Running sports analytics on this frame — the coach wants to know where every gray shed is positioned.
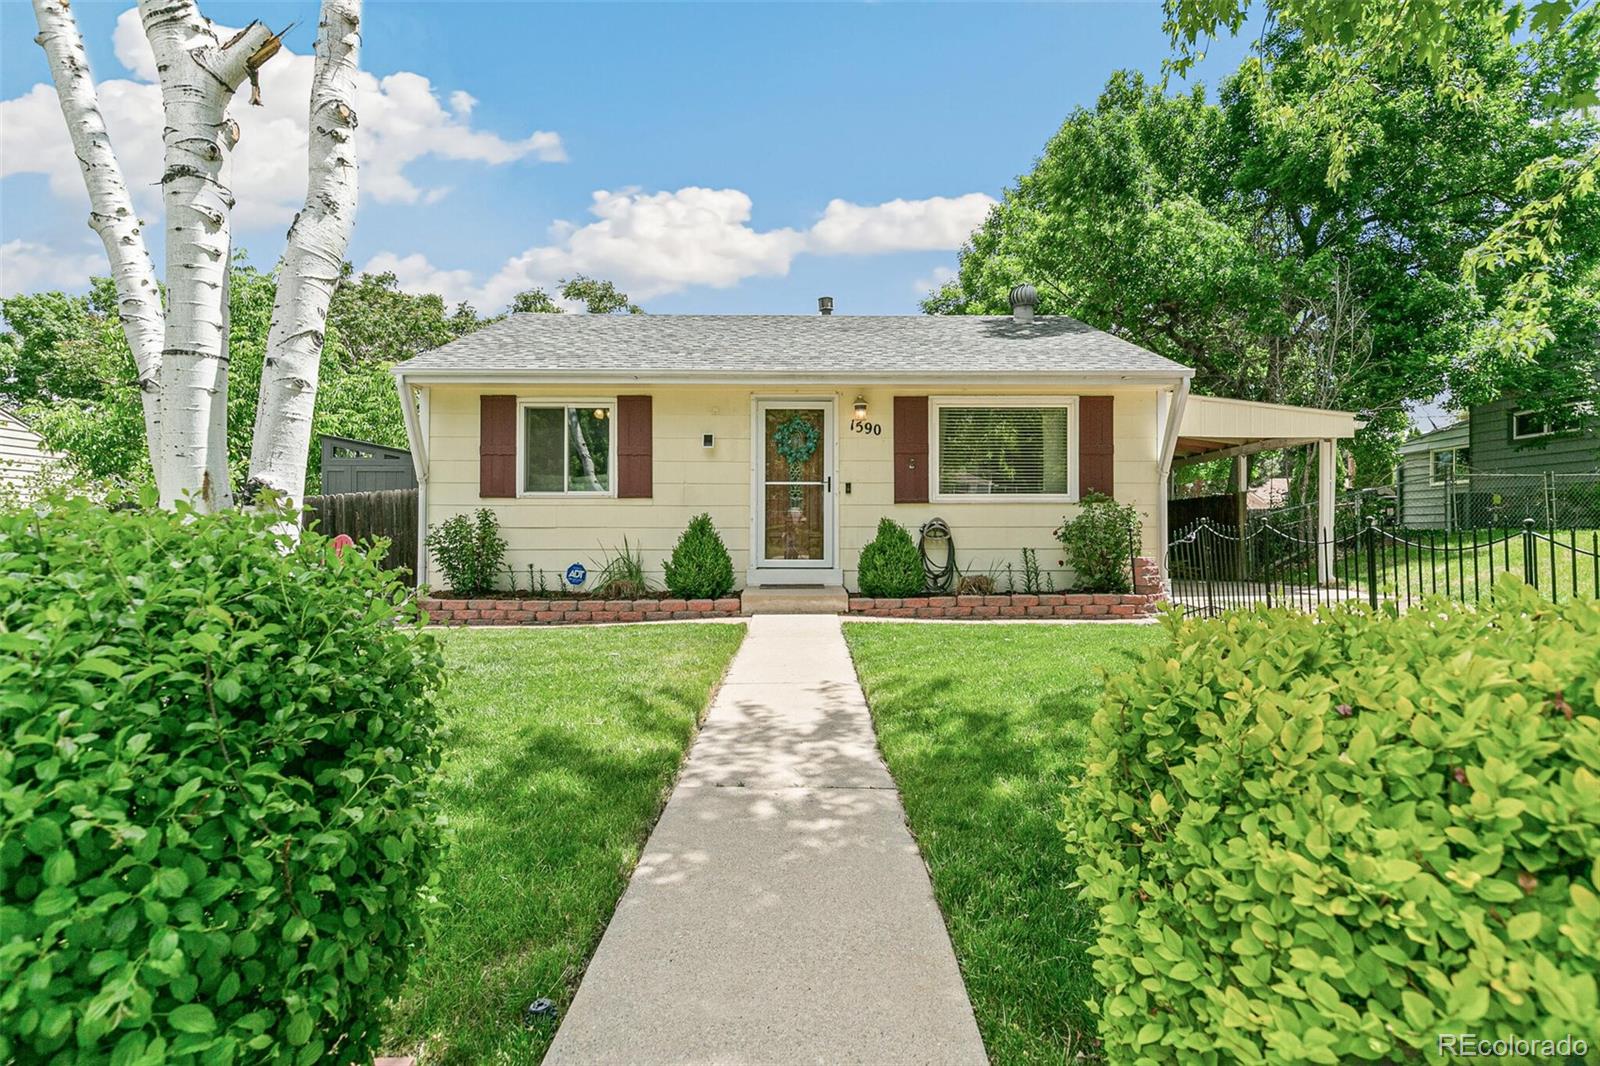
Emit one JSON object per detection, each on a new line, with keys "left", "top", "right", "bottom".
{"left": 319, "top": 435, "right": 418, "bottom": 494}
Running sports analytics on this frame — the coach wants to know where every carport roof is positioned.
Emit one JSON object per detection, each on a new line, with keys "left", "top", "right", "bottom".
{"left": 1173, "top": 395, "right": 1362, "bottom": 466}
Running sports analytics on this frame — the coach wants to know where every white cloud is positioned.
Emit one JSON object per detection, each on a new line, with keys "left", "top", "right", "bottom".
{"left": 912, "top": 265, "right": 958, "bottom": 295}
{"left": 1, "top": 7, "right": 565, "bottom": 232}
{"left": 808, "top": 194, "right": 994, "bottom": 255}
{"left": 361, "top": 251, "right": 481, "bottom": 309}
{"left": 0, "top": 240, "right": 108, "bottom": 297}
{"left": 366, "top": 187, "right": 995, "bottom": 312}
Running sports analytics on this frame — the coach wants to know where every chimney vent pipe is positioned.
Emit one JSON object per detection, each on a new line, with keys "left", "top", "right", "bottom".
{"left": 818, "top": 296, "right": 834, "bottom": 316}
{"left": 1009, "top": 283, "right": 1038, "bottom": 323}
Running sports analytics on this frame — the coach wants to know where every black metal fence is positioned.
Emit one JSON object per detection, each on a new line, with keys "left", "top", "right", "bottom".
{"left": 1167, "top": 517, "right": 1600, "bottom": 617}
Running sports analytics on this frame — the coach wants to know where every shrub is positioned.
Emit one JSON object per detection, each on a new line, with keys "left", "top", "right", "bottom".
{"left": 0, "top": 492, "right": 445, "bottom": 1065}
{"left": 590, "top": 537, "right": 654, "bottom": 599}
{"left": 424, "top": 508, "right": 506, "bottom": 596}
{"left": 1055, "top": 491, "right": 1140, "bottom": 593}
{"left": 856, "top": 518, "right": 924, "bottom": 597}
{"left": 1062, "top": 580, "right": 1600, "bottom": 1065}
{"left": 663, "top": 513, "right": 735, "bottom": 599}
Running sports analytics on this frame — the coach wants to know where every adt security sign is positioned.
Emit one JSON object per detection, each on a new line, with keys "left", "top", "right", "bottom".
{"left": 564, "top": 562, "right": 587, "bottom": 587}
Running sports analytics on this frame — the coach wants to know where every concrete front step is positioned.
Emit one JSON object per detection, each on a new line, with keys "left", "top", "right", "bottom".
{"left": 740, "top": 585, "right": 849, "bottom": 615}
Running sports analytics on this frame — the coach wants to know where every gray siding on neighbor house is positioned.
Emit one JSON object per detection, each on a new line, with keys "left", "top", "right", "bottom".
{"left": 1397, "top": 421, "right": 1470, "bottom": 528}
{"left": 1469, "top": 397, "right": 1599, "bottom": 475}
{"left": 0, "top": 408, "right": 59, "bottom": 495}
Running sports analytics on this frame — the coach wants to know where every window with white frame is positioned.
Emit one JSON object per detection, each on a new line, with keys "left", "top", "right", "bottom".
{"left": 1511, "top": 405, "right": 1582, "bottom": 441}
{"left": 521, "top": 402, "right": 613, "bottom": 494}
{"left": 933, "top": 398, "right": 1076, "bottom": 499}
{"left": 1429, "top": 446, "right": 1467, "bottom": 485}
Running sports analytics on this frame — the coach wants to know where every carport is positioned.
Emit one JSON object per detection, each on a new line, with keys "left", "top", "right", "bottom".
{"left": 1168, "top": 396, "right": 1363, "bottom": 582}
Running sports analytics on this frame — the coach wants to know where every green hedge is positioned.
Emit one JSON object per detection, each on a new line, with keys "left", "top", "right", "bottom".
{"left": 1, "top": 493, "right": 445, "bottom": 1064}
{"left": 1064, "top": 580, "right": 1600, "bottom": 1064}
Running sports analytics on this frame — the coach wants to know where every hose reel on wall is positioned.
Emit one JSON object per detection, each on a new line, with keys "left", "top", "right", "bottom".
{"left": 918, "top": 517, "right": 956, "bottom": 592}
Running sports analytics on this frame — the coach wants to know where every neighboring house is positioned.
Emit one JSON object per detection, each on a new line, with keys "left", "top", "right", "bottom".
{"left": 1396, "top": 397, "right": 1598, "bottom": 528}
{"left": 0, "top": 406, "right": 62, "bottom": 500}
{"left": 1468, "top": 395, "right": 1598, "bottom": 476}
{"left": 392, "top": 290, "right": 1360, "bottom": 592}
{"left": 1396, "top": 418, "right": 1471, "bottom": 528}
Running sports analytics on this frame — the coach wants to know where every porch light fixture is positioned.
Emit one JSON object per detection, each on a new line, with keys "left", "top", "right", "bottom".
{"left": 593, "top": 408, "right": 607, "bottom": 420}
{"left": 853, "top": 395, "right": 868, "bottom": 419}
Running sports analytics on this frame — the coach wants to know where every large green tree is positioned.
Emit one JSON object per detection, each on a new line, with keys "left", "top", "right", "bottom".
{"left": 929, "top": 19, "right": 1599, "bottom": 482}
{"left": 1162, "top": 0, "right": 1600, "bottom": 365}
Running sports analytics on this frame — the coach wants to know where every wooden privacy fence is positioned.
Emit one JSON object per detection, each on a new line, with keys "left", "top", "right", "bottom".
{"left": 301, "top": 488, "right": 417, "bottom": 577}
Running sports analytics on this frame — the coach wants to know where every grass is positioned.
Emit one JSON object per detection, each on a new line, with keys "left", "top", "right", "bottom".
{"left": 1358, "top": 527, "right": 1600, "bottom": 602}
{"left": 842, "top": 621, "right": 1165, "bottom": 1064}
{"left": 382, "top": 623, "right": 745, "bottom": 1065}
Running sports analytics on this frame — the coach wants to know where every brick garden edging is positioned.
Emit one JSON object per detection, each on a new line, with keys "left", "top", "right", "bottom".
{"left": 418, "top": 596, "right": 743, "bottom": 626}
{"left": 846, "top": 591, "right": 1162, "bottom": 620}
{"left": 419, "top": 558, "right": 1167, "bottom": 626}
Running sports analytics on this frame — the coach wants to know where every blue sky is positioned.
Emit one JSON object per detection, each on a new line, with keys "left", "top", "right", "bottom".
{"left": 2, "top": 2, "right": 1259, "bottom": 314}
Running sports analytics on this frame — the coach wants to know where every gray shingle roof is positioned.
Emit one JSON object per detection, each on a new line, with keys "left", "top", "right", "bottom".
{"left": 393, "top": 314, "right": 1192, "bottom": 379}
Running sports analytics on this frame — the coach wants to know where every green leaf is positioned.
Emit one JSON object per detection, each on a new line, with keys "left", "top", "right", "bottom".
{"left": 24, "top": 818, "right": 62, "bottom": 855}
{"left": 285, "top": 1011, "right": 313, "bottom": 1046}
{"left": 169, "top": 1003, "right": 217, "bottom": 1034}
{"left": 42, "top": 849, "right": 76, "bottom": 886}
{"left": 1506, "top": 912, "right": 1542, "bottom": 940}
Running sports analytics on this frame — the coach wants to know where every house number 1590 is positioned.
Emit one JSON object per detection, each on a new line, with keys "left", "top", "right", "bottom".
{"left": 849, "top": 419, "right": 883, "bottom": 436}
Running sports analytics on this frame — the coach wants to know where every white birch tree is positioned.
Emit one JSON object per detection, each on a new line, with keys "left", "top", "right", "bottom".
{"left": 30, "top": 0, "right": 362, "bottom": 512}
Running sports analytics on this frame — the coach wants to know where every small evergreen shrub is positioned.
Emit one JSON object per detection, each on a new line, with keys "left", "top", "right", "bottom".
{"left": 0, "top": 492, "right": 445, "bottom": 1065}
{"left": 424, "top": 508, "right": 506, "bottom": 596}
{"left": 856, "top": 518, "right": 924, "bottom": 597}
{"left": 663, "top": 513, "right": 735, "bottom": 599}
{"left": 1062, "top": 580, "right": 1600, "bottom": 1065}
{"left": 1055, "top": 491, "right": 1140, "bottom": 593}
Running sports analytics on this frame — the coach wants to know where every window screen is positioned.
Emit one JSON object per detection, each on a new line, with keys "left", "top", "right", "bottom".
{"left": 937, "top": 405, "right": 1071, "bottom": 496}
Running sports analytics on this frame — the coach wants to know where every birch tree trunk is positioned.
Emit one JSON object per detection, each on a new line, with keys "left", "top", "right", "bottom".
{"left": 138, "top": 0, "right": 277, "bottom": 510}
{"left": 247, "top": 0, "right": 361, "bottom": 511}
{"left": 31, "top": 0, "right": 167, "bottom": 496}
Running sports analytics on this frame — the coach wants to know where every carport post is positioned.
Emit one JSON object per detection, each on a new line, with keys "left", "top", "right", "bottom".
{"left": 1317, "top": 438, "right": 1336, "bottom": 584}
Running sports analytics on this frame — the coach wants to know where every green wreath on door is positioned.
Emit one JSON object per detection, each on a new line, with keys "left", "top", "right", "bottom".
{"left": 772, "top": 415, "right": 820, "bottom": 510}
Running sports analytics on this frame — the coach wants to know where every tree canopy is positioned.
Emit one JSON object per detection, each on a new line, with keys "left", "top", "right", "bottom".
{"left": 0, "top": 267, "right": 647, "bottom": 493}
{"left": 1161, "top": 0, "right": 1600, "bottom": 365}
{"left": 927, "top": 17, "right": 1600, "bottom": 482}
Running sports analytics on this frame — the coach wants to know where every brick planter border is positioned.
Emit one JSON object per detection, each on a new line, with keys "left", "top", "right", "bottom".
{"left": 419, "top": 559, "right": 1166, "bottom": 626}
{"left": 846, "top": 591, "right": 1162, "bottom": 620}
{"left": 419, "top": 595, "right": 743, "bottom": 626}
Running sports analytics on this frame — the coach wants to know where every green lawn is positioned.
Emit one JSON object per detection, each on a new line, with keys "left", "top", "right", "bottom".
{"left": 842, "top": 622, "right": 1165, "bottom": 1064}
{"left": 382, "top": 623, "right": 745, "bottom": 1064}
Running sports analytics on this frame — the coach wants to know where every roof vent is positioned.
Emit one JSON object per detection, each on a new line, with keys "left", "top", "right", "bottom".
{"left": 1009, "top": 284, "right": 1037, "bottom": 323}
{"left": 818, "top": 296, "right": 834, "bottom": 316}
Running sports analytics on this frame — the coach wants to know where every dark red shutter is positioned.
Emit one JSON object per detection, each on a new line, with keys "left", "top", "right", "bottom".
{"left": 479, "top": 394, "right": 517, "bottom": 497}
{"left": 893, "top": 395, "right": 929, "bottom": 503}
{"left": 1078, "top": 395, "right": 1114, "bottom": 497}
{"left": 617, "top": 394, "right": 652, "bottom": 498}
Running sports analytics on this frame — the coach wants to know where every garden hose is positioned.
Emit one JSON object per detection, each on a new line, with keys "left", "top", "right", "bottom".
{"left": 919, "top": 517, "right": 956, "bottom": 592}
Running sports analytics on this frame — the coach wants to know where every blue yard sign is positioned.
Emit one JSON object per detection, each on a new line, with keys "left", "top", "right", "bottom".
{"left": 565, "top": 562, "right": 587, "bottom": 587}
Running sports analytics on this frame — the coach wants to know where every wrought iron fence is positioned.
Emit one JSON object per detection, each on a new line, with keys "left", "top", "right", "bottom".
{"left": 1167, "top": 517, "right": 1600, "bottom": 618}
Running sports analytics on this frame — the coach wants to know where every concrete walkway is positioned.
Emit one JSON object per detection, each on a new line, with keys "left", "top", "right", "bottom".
{"left": 544, "top": 615, "right": 987, "bottom": 1065}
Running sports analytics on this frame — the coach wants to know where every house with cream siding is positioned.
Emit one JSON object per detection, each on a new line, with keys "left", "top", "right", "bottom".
{"left": 392, "top": 291, "right": 1360, "bottom": 597}
{"left": 0, "top": 407, "right": 62, "bottom": 500}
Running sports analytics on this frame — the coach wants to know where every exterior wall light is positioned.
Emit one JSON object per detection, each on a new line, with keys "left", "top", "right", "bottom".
{"left": 853, "top": 395, "right": 868, "bottom": 419}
